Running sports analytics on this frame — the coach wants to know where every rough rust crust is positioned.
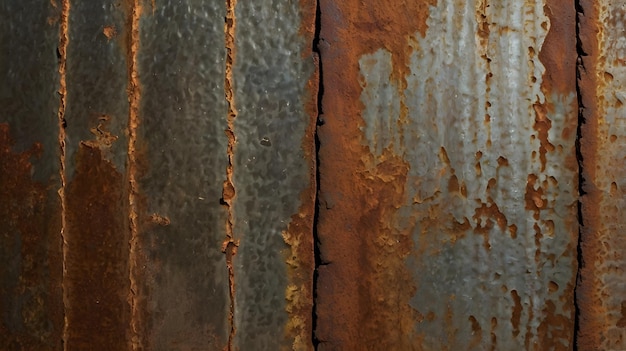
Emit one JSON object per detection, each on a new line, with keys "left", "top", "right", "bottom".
{"left": 576, "top": 0, "right": 610, "bottom": 349}
{"left": 316, "top": 1, "right": 434, "bottom": 348}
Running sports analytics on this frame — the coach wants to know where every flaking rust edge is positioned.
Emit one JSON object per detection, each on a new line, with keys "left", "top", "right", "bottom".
{"left": 316, "top": 0, "right": 435, "bottom": 348}
{"left": 576, "top": 0, "right": 601, "bottom": 348}
{"left": 577, "top": 0, "right": 626, "bottom": 349}
{"left": 281, "top": 0, "right": 318, "bottom": 348}
{"left": 536, "top": 0, "right": 578, "bottom": 348}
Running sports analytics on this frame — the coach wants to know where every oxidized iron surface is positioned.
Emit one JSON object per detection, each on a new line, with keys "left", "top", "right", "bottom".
{"left": 0, "top": 1, "right": 64, "bottom": 349}
{"left": 317, "top": 0, "right": 578, "bottom": 349}
{"left": 231, "top": 0, "right": 317, "bottom": 350}
{"left": 1, "top": 0, "right": 317, "bottom": 349}
{"left": 578, "top": 1, "right": 626, "bottom": 349}
{"left": 136, "top": 0, "right": 230, "bottom": 349}
{"left": 63, "top": 1, "right": 132, "bottom": 349}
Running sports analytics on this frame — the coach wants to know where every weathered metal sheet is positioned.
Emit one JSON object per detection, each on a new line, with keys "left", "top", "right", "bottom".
{"left": 577, "top": 1, "right": 626, "bottom": 349}
{"left": 0, "top": 1, "right": 64, "bottom": 349}
{"left": 63, "top": 1, "right": 132, "bottom": 349}
{"left": 231, "top": 0, "right": 317, "bottom": 349}
{"left": 135, "top": 0, "right": 231, "bottom": 349}
{"left": 316, "top": 0, "right": 578, "bottom": 349}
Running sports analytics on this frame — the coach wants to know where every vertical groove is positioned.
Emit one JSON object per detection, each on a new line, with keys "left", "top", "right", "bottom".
{"left": 574, "top": 0, "right": 586, "bottom": 348}
{"left": 223, "top": 0, "right": 238, "bottom": 349}
{"left": 312, "top": 0, "right": 323, "bottom": 349}
{"left": 127, "top": 0, "right": 142, "bottom": 349}
{"left": 56, "top": 0, "right": 70, "bottom": 349}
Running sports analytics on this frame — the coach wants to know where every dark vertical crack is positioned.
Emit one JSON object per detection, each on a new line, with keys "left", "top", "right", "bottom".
{"left": 223, "top": 0, "right": 238, "bottom": 349}
{"left": 574, "top": 0, "right": 586, "bottom": 349}
{"left": 56, "top": 0, "right": 69, "bottom": 348}
{"left": 312, "top": 0, "right": 323, "bottom": 348}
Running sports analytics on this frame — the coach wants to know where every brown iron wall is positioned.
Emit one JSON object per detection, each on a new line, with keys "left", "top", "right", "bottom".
{"left": 0, "top": 0, "right": 624, "bottom": 350}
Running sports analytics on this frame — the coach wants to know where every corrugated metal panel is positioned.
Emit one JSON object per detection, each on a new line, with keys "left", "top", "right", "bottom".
{"left": 136, "top": 1, "right": 231, "bottom": 349}
{"left": 0, "top": 0, "right": 317, "bottom": 349}
{"left": 0, "top": 1, "right": 64, "bottom": 349}
{"left": 316, "top": 0, "right": 578, "bottom": 349}
{"left": 578, "top": 1, "right": 626, "bottom": 349}
{"left": 63, "top": 1, "right": 132, "bottom": 348}
{"left": 231, "top": 0, "right": 317, "bottom": 350}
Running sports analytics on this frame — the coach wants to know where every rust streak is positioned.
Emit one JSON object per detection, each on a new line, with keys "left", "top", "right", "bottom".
{"left": 223, "top": 0, "right": 238, "bottom": 349}
{"left": 56, "top": 0, "right": 69, "bottom": 348}
{"left": 126, "top": 0, "right": 142, "bottom": 349}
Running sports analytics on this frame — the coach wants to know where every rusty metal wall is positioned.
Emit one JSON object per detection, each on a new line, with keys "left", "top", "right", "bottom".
{"left": 316, "top": 0, "right": 579, "bottom": 349}
{"left": 1, "top": 0, "right": 625, "bottom": 350}
{"left": 0, "top": 0, "right": 316, "bottom": 350}
{"left": 578, "top": 1, "right": 626, "bottom": 350}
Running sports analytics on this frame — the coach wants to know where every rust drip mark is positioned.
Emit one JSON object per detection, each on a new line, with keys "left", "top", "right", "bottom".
{"left": 223, "top": 0, "right": 238, "bottom": 349}
{"left": 126, "top": 0, "right": 142, "bottom": 349}
{"left": 532, "top": 103, "right": 554, "bottom": 172}
{"left": 525, "top": 174, "right": 545, "bottom": 220}
{"left": 56, "top": 0, "right": 70, "bottom": 347}
{"left": 511, "top": 289, "right": 522, "bottom": 337}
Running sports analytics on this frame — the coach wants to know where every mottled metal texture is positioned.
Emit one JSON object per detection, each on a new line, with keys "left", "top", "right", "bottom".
{"left": 0, "top": 1, "right": 64, "bottom": 350}
{"left": 136, "top": 0, "right": 231, "bottom": 349}
{"left": 316, "top": 0, "right": 578, "bottom": 349}
{"left": 231, "top": 0, "right": 317, "bottom": 349}
{"left": 577, "top": 1, "right": 626, "bottom": 350}
{"left": 63, "top": 1, "right": 132, "bottom": 349}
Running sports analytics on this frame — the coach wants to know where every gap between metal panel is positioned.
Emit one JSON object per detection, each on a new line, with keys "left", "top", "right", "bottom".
{"left": 312, "top": 0, "right": 324, "bottom": 348}
{"left": 574, "top": 0, "right": 586, "bottom": 349}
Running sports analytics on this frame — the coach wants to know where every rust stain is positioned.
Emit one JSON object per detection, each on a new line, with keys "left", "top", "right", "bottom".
{"left": 0, "top": 124, "right": 63, "bottom": 350}
{"left": 223, "top": 0, "right": 238, "bottom": 349}
{"left": 468, "top": 315, "right": 482, "bottom": 348}
{"left": 65, "top": 142, "right": 130, "bottom": 350}
{"left": 316, "top": 1, "right": 435, "bottom": 347}
{"left": 56, "top": 0, "right": 69, "bottom": 347}
{"left": 148, "top": 213, "right": 170, "bottom": 226}
{"left": 102, "top": 26, "right": 117, "bottom": 40}
{"left": 577, "top": 0, "right": 616, "bottom": 348}
{"left": 511, "top": 289, "right": 522, "bottom": 337}
{"left": 281, "top": 13, "right": 318, "bottom": 348}
{"left": 123, "top": 0, "right": 143, "bottom": 348}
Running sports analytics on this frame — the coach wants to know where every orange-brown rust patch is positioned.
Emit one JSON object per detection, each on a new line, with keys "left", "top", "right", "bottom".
{"left": 539, "top": 0, "right": 577, "bottom": 96}
{"left": 576, "top": 0, "right": 603, "bottom": 349}
{"left": 537, "top": 299, "right": 573, "bottom": 351}
{"left": 316, "top": 1, "right": 434, "bottom": 347}
{"left": 148, "top": 213, "right": 170, "bottom": 226}
{"left": 472, "top": 200, "right": 507, "bottom": 250}
{"left": 0, "top": 124, "right": 63, "bottom": 350}
{"left": 65, "top": 142, "right": 130, "bottom": 350}
{"left": 525, "top": 174, "right": 545, "bottom": 219}
{"left": 323, "top": 0, "right": 435, "bottom": 88}
{"left": 532, "top": 103, "right": 554, "bottom": 172}
{"left": 103, "top": 25, "right": 117, "bottom": 40}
